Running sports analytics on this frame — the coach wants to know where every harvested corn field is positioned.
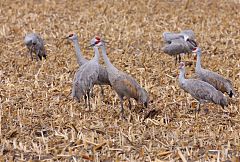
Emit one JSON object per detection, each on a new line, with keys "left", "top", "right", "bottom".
{"left": 0, "top": 0, "right": 240, "bottom": 161}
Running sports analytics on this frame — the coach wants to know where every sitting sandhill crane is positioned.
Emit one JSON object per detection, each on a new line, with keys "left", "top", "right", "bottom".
{"left": 72, "top": 37, "right": 100, "bottom": 109}
{"left": 65, "top": 33, "right": 110, "bottom": 97}
{"left": 24, "top": 33, "right": 46, "bottom": 61}
{"left": 178, "top": 62, "right": 228, "bottom": 112}
{"left": 162, "top": 30, "right": 197, "bottom": 63}
{"left": 91, "top": 37, "right": 149, "bottom": 117}
{"left": 193, "top": 47, "right": 235, "bottom": 97}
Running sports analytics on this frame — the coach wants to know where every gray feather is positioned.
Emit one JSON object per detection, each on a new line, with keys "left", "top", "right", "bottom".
{"left": 195, "top": 47, "right": 235, "bottom": 97}
{"left": 180, "top": 79, "right": 227, "bottom": 107}
{"left": 72, "top": 60, "right": 99, "bottom": 101}
{"left": 179, "top": 63, "right": 228, "bottom": 108}
{"left": 162, "top": 38, "right": 191, "bottom": 56}
{"left": 196, "top": 68, "right": 235, "bottom": 97}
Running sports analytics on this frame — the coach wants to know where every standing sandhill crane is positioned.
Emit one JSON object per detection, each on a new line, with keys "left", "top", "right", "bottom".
{"left": 193, "top": 47, "right": 235, "bottom": 97}
{"left": 24, "top": 33, "right": 46, "bottom": 61}
{"left": 162, "top": 30, "right": 197, "bottom": 63}
{"left": 178, "top": 62, "right": 228, "bottom": 112}
{"left": 72, "top": 37, "right": 100, "bottom": 109}
{"left": 65, "top": 33, "right": 111, "bottom": 97}
{"left": 91, "top": 37, "right": 149, "bottom": 117}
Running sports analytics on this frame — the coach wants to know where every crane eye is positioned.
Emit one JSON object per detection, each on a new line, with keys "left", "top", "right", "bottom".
{"left": 95, "top": 40, "right": 100, "bottom": 44}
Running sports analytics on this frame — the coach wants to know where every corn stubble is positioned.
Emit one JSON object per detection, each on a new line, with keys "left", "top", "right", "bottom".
{"left": 0, "top": 0, "right": 239, "bottom": 161}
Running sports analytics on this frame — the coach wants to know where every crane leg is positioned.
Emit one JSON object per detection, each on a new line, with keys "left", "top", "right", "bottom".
{"left": 29, "top": 49, "right": 33, "bottom": 61}
{"left": 195, "top": 102, "right": 201, "bottom": 119}
{"left": 84, "top": 95, "right": 88, "bottom": 108}
{"left": 87, "top": 91, "right": 91, "bottom": 110}
{"left": 128, "top": 99, "right": 132, "bottom": 110}
{"left": 37, "top": 50, "right": 42, "bottom": 61}
{"left": 100, "top": 85, "right": 104, "bottom": 100}
{"left": 119, "top": 97, "right": 125, "bottom": 118}
{"left": 43, "top": 49, "right": 47, "bottom": 59}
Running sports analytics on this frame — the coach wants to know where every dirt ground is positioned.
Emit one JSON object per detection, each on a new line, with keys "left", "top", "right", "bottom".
{"left": 0, "top": 0, "right": 240, "bottom": 161}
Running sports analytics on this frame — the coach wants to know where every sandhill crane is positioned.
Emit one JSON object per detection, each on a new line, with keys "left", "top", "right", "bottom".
{"left": 162, "top": 30, "right": 197, "bottom": 63}
{"left": 72, "top": 37, "right": 100, "bottom": 109}
{"left": 178, "top": 62, "right": 228, "bottom": 113}
{"left": 91, "top": 37, "right": 149, "bottom": 117}
{"left": 24, "top": 33, "right": 46, "bottom": 61}
{"left": 193, "top": 47, "right": 235, "bottom": 97}
{"left": 65, "top": 33, "right": 110, "bottom": 97}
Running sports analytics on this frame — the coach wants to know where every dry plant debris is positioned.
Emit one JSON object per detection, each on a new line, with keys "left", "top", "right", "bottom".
{"left": 0, "top": 0, "right": 240, "bottom": 161}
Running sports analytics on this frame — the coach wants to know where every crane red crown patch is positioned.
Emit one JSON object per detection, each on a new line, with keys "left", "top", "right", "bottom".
{"left": 95, "top": 36, "right": 101, "bottom": 40}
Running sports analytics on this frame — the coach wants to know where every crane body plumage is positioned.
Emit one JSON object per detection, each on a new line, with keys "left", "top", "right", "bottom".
{"left": 194, "top": 47, "right": 235, "bottom": 97}
{"left": 24, "top": 33, "right": 46, "bottom": 61}
{"left": 178, "top": 62, "right": 228, "bottom": 111}
{"left": 94, "top": 38, "right": 148, "bottom": 117}
{"left": 72, "top": 45, "right": 100, "bottom": 108}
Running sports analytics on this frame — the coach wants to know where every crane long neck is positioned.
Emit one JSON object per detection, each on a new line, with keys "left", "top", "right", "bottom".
{"left": 93, "top": 46, "right": 100, "bottom": 62}
{"left": 73, "top": 39, "right": 86, "bottom": 65}
{"left": 100, "top": 45, "right": 118, "bottom": 72}
{"left": 196, "top": 51, "right": 202, "bottom": 71}
{"left": 179, "top": 68, "right": 186, "bottom": 83}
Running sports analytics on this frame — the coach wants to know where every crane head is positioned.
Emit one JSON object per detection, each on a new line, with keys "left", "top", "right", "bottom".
{"left": 89, "top": 36, "right": 103, "bottom": 47}
{"left": 65, "top": 33, "right": 77, "bottom": 40}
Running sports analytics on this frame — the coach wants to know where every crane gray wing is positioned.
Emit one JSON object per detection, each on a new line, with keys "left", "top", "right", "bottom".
{"left": 162, "top": 39, "right": 190, "bottom": 55}
{"left": 97, "top": 65, "right": 110, "bottom": 85}
{"left": 183, "top": 79, "right": 219, "bottom": 102}
{"left": 162, "top": 32, "right": 183, "bottom": 43}
{"left": 112, "top": 73, "right": 141, "bottom": 100}
{"left": 72, "top": 62, "right": 99, "bottom": 100}
{"left": 198, "top": 68, "right": 234, "bottom": 95}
